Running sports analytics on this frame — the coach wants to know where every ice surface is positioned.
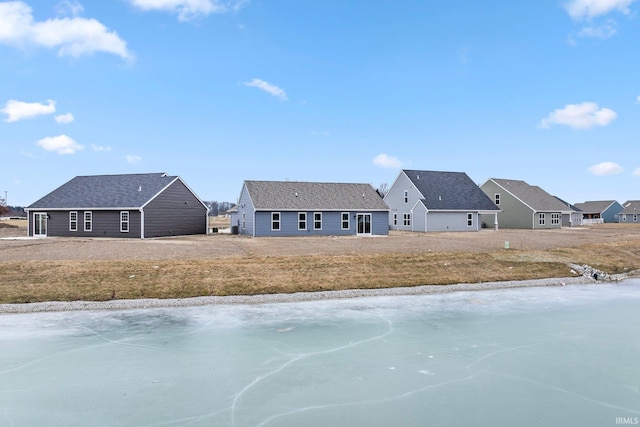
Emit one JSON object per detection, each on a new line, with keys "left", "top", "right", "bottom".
{"left": 1, "top": 281, "right": 640, "bottom": 426}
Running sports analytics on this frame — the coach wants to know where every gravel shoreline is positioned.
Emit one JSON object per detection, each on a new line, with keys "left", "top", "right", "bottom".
{"left": 0, "top": 276, "right": 602, "bottom": 314}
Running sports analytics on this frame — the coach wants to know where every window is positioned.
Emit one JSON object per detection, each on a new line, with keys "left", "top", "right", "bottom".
{"left": 69, "top": 211, "right": 77, "bottom": 231}
{"left": 271, "top": 212, "right": 280, "bottom": 231}
{"left": 314, "top": 212, "right": 322, "bottom": 230}
{"left": 403, "top": 213, "right": 411, "bottom": 226}
{"left": 242, "top": 213, "right": 246, "bottom": 229}
{"left": 622, "top": 214, "right": 627, "bottom": 222}
{"left": 84, "top": 211, "right": 92, "bottom": 231}
{"left": 467, "top": 213, "right": 473, "bottom": 227}
{"left": 341, "top": 212, "right": 350, "bottom": 230}
{"left": 634, "top": 214, "right": 638, "bottom": 222}
{"left": 393, "top": 213, "right": 398, "bottom": 226}
{"left": 404, "top": 190, "right": 409, "bottom": 204}
{"left": 551, "top": 213, "right": 560, "bottom": 225}
{"left": 298, "top": 212, "right": 307, "bottom": 230}
{"left": 494, "top": 193, "right": 500, "bottom": 205}
{"left": 538, "top": 213, "right": 545, "bottom": 225}
{"left": 120, "top": 211, "right": 129, "bottom": 232}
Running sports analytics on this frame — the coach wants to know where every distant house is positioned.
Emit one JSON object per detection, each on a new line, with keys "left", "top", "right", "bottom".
{"left": 384, "top": 170, "right": 500, "bottom": 232}
{"left": 232, "top": 180, "right": 389, "bottom": 237}
{"left": 479, "top": 178, "right": 572, "bottom": 229}
{"left": 573, "top": 200, "right": 622, "bottom": 224}
{"left": 553, "top": 196, "right": 583, "bottom": 227}
{"left": 25, "top": 173, "right": 208, "bottom": 238}
{"left": 619, "top": 201, "right": 640, "bottom": 224}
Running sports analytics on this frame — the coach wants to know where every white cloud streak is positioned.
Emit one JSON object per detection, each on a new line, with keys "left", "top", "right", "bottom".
{"left": 1, "top": 99, "right": 56, "bottom": 122}
{"left": 588, "top": 161, "right": 623, "bottom": 175}
{"left": 539, "top": 102, "right": 617, "bottom": 129}
{"left": 128, "top": 0, "right": 246, "bottom": 21}
{"left": 564, "top": 0, "right": 635, "bottom": 20}
{"left": 373, "top": 154, "right": 402, "bottom": 169}
{"left": 54, "top": 112, "right": 74, "bottom": 124}
{"left": 243, "top": 78, "right": 288, "bottom": 101}
{"left": 0, "top": 1, "right": 132, "bottom": 60}
{"left": 37, "top": 134, "right": 84, "bottom": 154}
{"left": 126, "top": 154, "right": 142, "bottom": 164}
{"left": 578, "top": 21, "right": 617, "bottom": 38}
{"left": 91, "top": 144, "right": 112, "bottom": 152}
{"left": 632, "top": 168, "right": 640, "bottom": 176}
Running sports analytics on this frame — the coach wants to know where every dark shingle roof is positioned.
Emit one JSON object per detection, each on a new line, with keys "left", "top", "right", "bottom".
{"left": 402, "top": 170, "right": 499, "bottom": 211}
{"left": 27, "top": 173, "right": 178, "bottom": 209}
{"left": 244, "top": 181, "right": 389, "bottom": 211}
{"left": 573, "top": 200, "right": 617, "bottom": 214}
{"left": 490, "top": 178, "right": 571, "bottom": 212}
{"left": 620, "top": 200, "right": 640, "bottom": 214}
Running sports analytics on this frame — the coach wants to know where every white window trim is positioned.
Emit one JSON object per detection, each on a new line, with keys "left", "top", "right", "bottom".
{"left": 242, "top": 212, "right": 246, "bottom": 230}
{"left": 403, "top": 213, "right": 411, "bottom": 226}
{"left": 271, "top": 212, "right": 281, "bottom": 231}
{"left": 341, "top": 212, "right": 350, "bottom": 230}
{"left": 404, "top": 190, "right": 409, "bottom": 204}
{"left": 84, "top": 211, "right": 92, "bottom": 232}
{"left": 551, "top": 213, "right": 560, "bottom": 225}
{"left": 538, "top": 213, "right": 545, "bottom": 225}
{"left": 69, "top": 211, "right": 77, "bottom": 232}
{"left": 120, "top": 211, "right": 130, "bottom": 233}
{"left": 495, "top": 193, "right": 500, "bottom": 205}
{"left": 467, "top": 213, "right": 473, "bottom": 227}
{"left": 298, "top": 212, "right": 307, "bottom": 230}
{"left": 314, "top": 212, "right": 322, "bottom": 230}
{"left": 393, "top": 213, "right": 397, "bottom": 226}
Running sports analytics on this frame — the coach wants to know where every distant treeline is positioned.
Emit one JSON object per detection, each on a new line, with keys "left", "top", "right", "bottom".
{"left": 203, "top": 201, "right": 236, "bottom": 216}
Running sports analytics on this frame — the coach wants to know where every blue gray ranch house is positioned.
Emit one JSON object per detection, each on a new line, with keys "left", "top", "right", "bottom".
{"left": 384, "top": 169, "right": 500, "bottom": 232}
{"left": 232, "top": 180, "right": 389, "bottom": 237}
{"left": 25, "top": 173, "right": 208, "bottom": 238}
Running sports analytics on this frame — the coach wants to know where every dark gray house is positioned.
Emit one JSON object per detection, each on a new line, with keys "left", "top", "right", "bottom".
{"left": 25, "top": 173, "right": 208, "bottom": 238}
{"left": 232, "top": 180, "right": 389, "bottom": 237}
{"left": 384, "top": 170, "right": 501, "bottom": 232}
{"left": 574, "top": 200, "right": 622, "bottom": 224}
{"left": 619, "top": 201, "right": 640, "bottom": 224}
{"left": 480, "top": 178, "right": 572, "bottom": 229}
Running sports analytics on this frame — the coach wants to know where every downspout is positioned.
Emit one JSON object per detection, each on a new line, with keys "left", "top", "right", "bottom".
{"left": 494, "top": 212, "right": 498, "bottom": 231}
{"left": 140, "top": 208, "right": 145, "bottom": 239}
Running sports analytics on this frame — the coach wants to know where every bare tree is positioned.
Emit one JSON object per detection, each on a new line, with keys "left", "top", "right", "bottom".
{"left": 376, "top": 183, "right": 389, "bottom": 198}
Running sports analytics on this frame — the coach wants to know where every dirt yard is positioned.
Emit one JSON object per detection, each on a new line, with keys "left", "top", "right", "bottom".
{"left": 2, "top": 220, "right": 640, "bottom": 304}
{"left": 1, "top": 220, "right": 640, "bottom": 262}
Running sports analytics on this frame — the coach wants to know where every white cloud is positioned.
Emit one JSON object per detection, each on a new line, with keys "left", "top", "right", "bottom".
{"left": 37, "top": 134, "right": 84, "bottom": 154}
{"left": 54, "top": 112, "right": 74, "bottom": 124}
{"left": 243, "top": 78, "right": 288, "bottom": 101}
{"left": 92, "top": 144, "right": 112, "bottom": 152}
{"left": 539, "top": 102, "right": 617, "bottom": 129}
{"left": 126, "top": 154, "right": 142, "bottom": 164}
{"left": 373, "top": 154, "right": 402, "bottom": 169}
{"left": 588, "top": 161, "right": 623, "bottom": 175}
{"left": 0, "top": 1, "right": 132, "bottom": 60}
{"left": 636, "top": 95, "right": 640, "bottom": 104}
{"left": 564, "top": 0, "right": 635, "bottom": 20}
{"left": 55, "top": 0, "right": 84, "bottom": 17}
{"left": 632, "top": 168, "right": 640, "bottom": 176}
{"left": 129, "top": 0, "right": 246, "bottom": 21}
{"left": 1, "top": 99, "right": 56, "bottom": 122}
{"left": 578, "top": 21, "right": 617, "bottom": 38}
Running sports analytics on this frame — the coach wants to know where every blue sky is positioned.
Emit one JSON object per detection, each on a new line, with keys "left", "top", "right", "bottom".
{"left": 1, "top": 0, "right": 639, "bottom": 207}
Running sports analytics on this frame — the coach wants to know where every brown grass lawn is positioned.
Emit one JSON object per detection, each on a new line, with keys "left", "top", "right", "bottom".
{"left": 2, "top": 219, "right": 640, "bottom": 304}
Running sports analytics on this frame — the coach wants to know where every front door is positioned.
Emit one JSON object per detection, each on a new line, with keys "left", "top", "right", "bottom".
{"left": 356, "top": 213, "right": 372, "bottom": 235}
{"left": 33, "top": 213, "right": 47, "bottom": 237}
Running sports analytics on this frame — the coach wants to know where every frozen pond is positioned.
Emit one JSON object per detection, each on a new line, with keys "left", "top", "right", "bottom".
{"left": 2, "top": 281, "right": 640, "bottom": 426}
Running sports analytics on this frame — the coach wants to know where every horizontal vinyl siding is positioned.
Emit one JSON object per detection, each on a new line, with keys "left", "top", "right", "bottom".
{"left": 481, "top": 181, "right": 534, "bottom": 229}
{"left": 29, "top": 210, "right": 142, "bottom": 238}
{"left": 236, "top": 185, "right": 255, "bottom": 236}
{"left": 384, "top": 173, "right": 421, "bottom": 231}
{"left": 144, "top": 180, "right": 207, "bottom": 238}
{"left": 253, "top": 211, "right": 388, "bottom": 237}
{"left": 426, "top": 212, "right": 477, "bottom": 232}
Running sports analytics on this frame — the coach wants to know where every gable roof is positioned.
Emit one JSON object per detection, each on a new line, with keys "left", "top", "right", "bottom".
{"left": 488, "top": 178, "right": 571, "bottom": 212}
{"left": 401, "top": 170, "right": 499, "bottom": 211}
{"left": 574, "top": 200, "right": 618, "bottom": 214}
{"left": 243, "top": 181, "right": 389, "bottom": 211}
{"left": 620, "top": 200, "right": 640, "bottom": 214}
{"left": 27, "top": 173, "right": 180, "bottom": 209}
